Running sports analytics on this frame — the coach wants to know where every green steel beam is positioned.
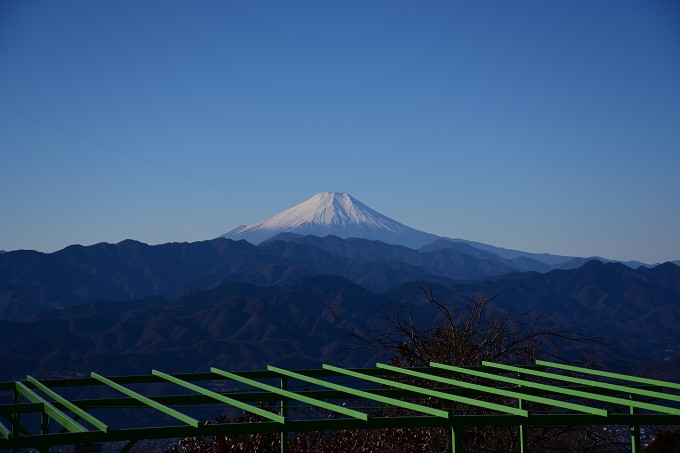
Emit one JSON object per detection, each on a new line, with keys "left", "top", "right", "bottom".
{"left": 210, "top": 367, "right": 368, "bottom": 421}
{"left": 482, "top": 361, "right": 680, "bottom": 407}
{"left": 323, "top": 364, "right": 527, "bottom": 417}
{"left": 268, "top": 365, "right": 450, "bottom": 418}
{"left": 536, "top": 361, "right": 680, "bottom": 391}
{"left": 90, "top": 372, "right": 199, "bottom": 427}
{"left": 0, "top": 363, "right": 677, "bottom": 452}
{"left": 26, "top": 376, "right": 109, "bottom": 433}
{"left": 376, "top": 363, "right": 607, "bottom": 417}
{"left": 14, "top": 382, "right": 88, "bottom": 433}
{"left": 152, "top": 370, "right": 285, "bottom": 423}
{"left": 63, "top": 382, "right": 661, "bottom": 411}
{"left": 451, "top": 425, "right": 462, "bottom": 452}
{"left": 430, "top": 362, "right": 680, "bottom": 415}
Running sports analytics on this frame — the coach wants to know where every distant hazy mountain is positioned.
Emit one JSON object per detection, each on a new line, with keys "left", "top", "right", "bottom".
{"left": 422, "top": 238, "right": 652, "bottom": 269}
{"left": 221, "top": 192, "right": 652, "bottom": 269}
{"left": 264, "top": 234, "right": 540, "bottom": 276}
{"left": 0, "top": 235, "right": 538, "bottom": 321}
{"left": 222, "top": 192, "right": 442, "bottom": 249}
{"left": 420, "top": 237, "right": 576, "bottom": 266}
{"left": 418, "top": 238, "right": 551, "bottom": 272}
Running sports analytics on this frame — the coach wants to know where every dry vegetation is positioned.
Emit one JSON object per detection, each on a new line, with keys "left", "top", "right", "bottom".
{"left": 166, "top": 288, "right": 645, "bottom": 452}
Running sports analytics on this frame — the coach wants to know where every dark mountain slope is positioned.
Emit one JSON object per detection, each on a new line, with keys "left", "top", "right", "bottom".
{"left": 0, "top": 236, "right": 523, "bottom": 321}
{"left": 257, "top": 239, "right": 460, "bottom": 290}
{"left": 263, "top": 234, "right": 523, "bottom": 279}
{"left": 0, "top": 238, "right": 396, "bottom": 319}
{"left": 264, "top": 233, "right": 425, "bottom": 263}
{"left": 0, "top": 239, "right": 260, "bottom": 319}
{"left": 384, "top": 261, "right": 680, "bottom": 367}
{"left": 2, "top": 259, "right": 679, "bottom": 382}
{"left": 418, "top": 238, "right": 551, "bottom": 272}
{"left": 0, "top": 276, "right": 393, "bottom": 381}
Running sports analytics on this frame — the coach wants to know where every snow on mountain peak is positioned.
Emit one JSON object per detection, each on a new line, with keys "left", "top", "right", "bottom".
{"left": 221, "top": 192, "right": 442, "bottom": 248}
{"left": 265, "top": 192, "right": 397, "bottom": 230}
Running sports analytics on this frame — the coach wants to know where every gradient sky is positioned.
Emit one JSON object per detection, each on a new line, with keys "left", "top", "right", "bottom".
{"left": 2, "top": 1, "right": 679, "bottom": 263}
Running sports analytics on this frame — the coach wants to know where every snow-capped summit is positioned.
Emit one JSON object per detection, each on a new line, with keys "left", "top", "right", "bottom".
{"left": 221, "top": 192, "right": 442, "bottom": 248}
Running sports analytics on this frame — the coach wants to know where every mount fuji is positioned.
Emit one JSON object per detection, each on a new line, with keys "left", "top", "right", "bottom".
{"left": 221, "top": 192, "right": 442, "bottom": 249}
{"left": 220, "top": 192, "right": 652, "bottom": 268}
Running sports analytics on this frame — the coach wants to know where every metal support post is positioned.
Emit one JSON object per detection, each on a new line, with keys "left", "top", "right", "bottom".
{"left": 451, "top": 424, "right": 462, "bottom": 452}
{"left": 280, "top": 376, "right": 288, "bottom": 453}
{"left": 519, "top": 398, "right": 527, "bottom": 452}
{"left": 518, "top": 372, "right": 527, "bottom": 453}
{"left": 630, "top": 394, "right": 640, "bottom": 453}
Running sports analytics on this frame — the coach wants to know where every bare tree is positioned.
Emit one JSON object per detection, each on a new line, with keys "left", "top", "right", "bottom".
{"left": 168, "top": 285, "right": 631, "bottom": 453}
{"left": 336, "top": 283, "right": 604, "bottom": 367}
{"left": 325, "top": 285, "right": 627, "bottom": 452}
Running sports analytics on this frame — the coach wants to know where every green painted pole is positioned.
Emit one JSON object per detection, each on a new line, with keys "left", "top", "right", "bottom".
{"left": 268, "top": 365, "right": 450, "bottom": 418}
{"left": 93, "top": 372, "right": 200, "bottom": 428}
{"left": 15, "top": 382, "right": 88, "bottom": 434}
{"left": 377, "top": 363, "right": 606, "bottom": 416}
{"left": 484, "top": 361, "right": 680, "bottom": 407}
{"left": 324, "top": 364, "right": 526, "bottom": 416}
{"left": 152, "top": 370, "right": 284, "bottom": 424}
{"left": 281, "top": 376, "right": 288, "bottom": 453}
{"left": 630, "top": 395, "right": 640, "bottom": 453}
{"left": 536, "top": 360, "right": 680, "bottom": 391}
{"left": 210, "top": 368, "right": 366, "bottom": 420}
{"left": 451, "top": 425, "right": 462, "bottom": 452}
{"left": 518, "top": 372, "right": 527, "bottom": 453}
{"left": 27, "top": 376, "right": 109, "bottom": 433}
{"left": 466, "top": 362, "right": 679, "bottom": 415}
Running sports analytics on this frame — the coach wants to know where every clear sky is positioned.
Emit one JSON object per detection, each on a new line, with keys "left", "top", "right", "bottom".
{"left": 1, "top": 1, "right": 679, "bottom": 263}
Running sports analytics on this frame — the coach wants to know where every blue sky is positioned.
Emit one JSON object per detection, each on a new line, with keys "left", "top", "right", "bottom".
{"left": 1, "top": 1, "right": 679, "bottom": 263}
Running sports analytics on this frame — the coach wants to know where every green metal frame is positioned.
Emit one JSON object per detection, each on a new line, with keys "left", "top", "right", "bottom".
{"left": 1, "top": 361, "right": 678, "bottom": 452}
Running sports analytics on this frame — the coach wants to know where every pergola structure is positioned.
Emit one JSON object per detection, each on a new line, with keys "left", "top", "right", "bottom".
{"left": 1, "top": 360, "right": 679, "bottom": 452}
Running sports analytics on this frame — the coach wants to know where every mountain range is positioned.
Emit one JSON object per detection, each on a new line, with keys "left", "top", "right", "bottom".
{"left": 5, "top": 230, "right": 662, "bottom": 321}
{"left": 0, "top": 236, "right": 530, "bottom": 320}
{"left": 0, "top": 276, "right": 392, "bottom": 379}
{"left": 1, "top": 191, "right": 679, "bottom": 383}
{"left": 222, "top": 192, "right": 653, "bottom": 268}
{"left": 1, "top": 256, "right": 679, "bottom": 382}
